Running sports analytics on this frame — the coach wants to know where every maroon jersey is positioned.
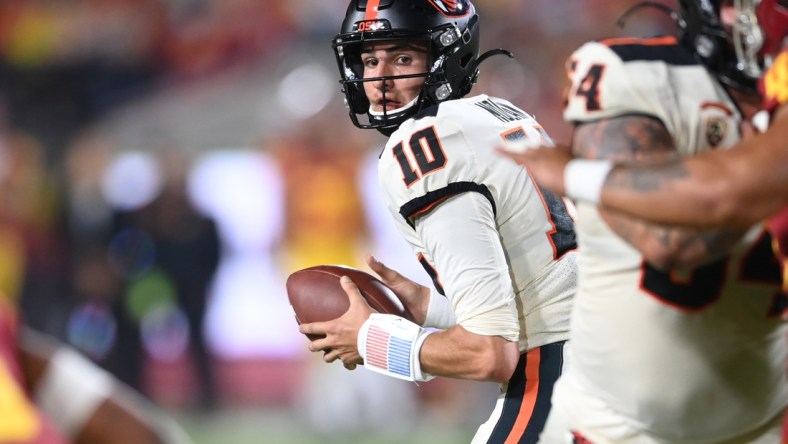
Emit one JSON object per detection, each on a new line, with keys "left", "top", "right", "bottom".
{"left": 760, "top": 48, "right": 788, "bottom": 443}
{"left": 762, "top": 49, "right": 788, "bottom": 298}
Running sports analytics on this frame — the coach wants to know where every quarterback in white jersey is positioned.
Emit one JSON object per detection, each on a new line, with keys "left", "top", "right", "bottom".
{"left": 298, "top": 0, "right": 579, "bottom": 442}
{"left": 382, "top": 92, "right": 578, "bottom": 443}
{"left": 535, "top": 3, "right": 788, "bottom": 443}
{"left": 380, "top": 94, "right": 576, "bottom": 353}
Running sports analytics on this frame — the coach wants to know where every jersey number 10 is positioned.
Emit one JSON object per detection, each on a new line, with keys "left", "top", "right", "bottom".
{"left": 392, "top": 126, "right": 447, "bottom": 188}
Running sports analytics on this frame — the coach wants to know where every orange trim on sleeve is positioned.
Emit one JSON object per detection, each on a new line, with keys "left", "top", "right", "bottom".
{"left": 410, "top": 196, "right": 449, "bottom": 218}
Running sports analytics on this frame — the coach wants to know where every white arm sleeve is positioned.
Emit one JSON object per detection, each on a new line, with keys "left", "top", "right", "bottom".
{"left": 423, "top": 287, "right": 456, "bottom": 329}
{"left": 34, "top": 347, "right": 114, "bottom": 438}
{"left": 415, "top": 191, "right": 520, "bottom": 341}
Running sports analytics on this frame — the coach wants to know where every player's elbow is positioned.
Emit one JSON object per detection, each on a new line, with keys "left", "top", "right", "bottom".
{"left": 472, "top": 337, "right": 519, "bottom": 383}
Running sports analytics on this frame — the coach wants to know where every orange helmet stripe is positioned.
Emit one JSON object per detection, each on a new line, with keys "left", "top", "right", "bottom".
{"left": 366, "top": 0, "right": 381, "bottom": 20}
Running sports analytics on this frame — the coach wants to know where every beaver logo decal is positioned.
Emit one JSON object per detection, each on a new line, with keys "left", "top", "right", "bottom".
{"left": 427, "top": 0, "right": 473, "bottom": 16}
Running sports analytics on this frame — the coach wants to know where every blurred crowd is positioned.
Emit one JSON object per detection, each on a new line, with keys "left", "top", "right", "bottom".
{"left": 0, "top": 0, "right": 674, "bottom": 440}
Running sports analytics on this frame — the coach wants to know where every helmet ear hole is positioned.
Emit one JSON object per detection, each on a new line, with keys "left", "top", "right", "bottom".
{"left": 459, "top": 52, "right": 474, "bottom": 68}
{"left": 347, "top": 84, "right": 370, "bottom": 114}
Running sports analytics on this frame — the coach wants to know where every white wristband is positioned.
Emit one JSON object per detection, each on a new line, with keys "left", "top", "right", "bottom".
{"left": 423, "top": 289, "right": 456, "bottom": 329}
{"left": 358, "top": 313, "right": 435, "bottom": 382}
{"left": 564, "top": 158, "right": 614, "bottom": 204}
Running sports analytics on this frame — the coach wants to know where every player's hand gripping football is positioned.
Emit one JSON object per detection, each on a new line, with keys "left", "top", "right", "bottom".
{"left": 496, "top": 144, "right": 575, "bottom": 196}
{"left": 299, "top": 276, "right": 373, "bottom": 370}
{"left": 365, "top": 254, "right": 430, "bottom": 325}
{"left": 298, "top": 255, "right": 431, "bottom": 371}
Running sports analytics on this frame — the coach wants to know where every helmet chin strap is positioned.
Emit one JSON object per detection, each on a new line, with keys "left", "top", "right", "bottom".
{"left": 368, "top": 96, "right": 420, "bottom": 117}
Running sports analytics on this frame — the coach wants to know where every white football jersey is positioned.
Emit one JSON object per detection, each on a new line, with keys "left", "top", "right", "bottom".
{"left": 561, "top": 37, "right": 788, "bottom": 441}
{"left": 378, "top": 94, "right": 577, "bottom": 351}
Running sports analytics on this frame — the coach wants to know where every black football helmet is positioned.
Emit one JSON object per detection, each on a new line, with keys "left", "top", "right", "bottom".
{"left": 677, "top": 0, "right": 783, "bottom": 93}
{"left": 332, "top": 0, "right": 511, "bottom": 135}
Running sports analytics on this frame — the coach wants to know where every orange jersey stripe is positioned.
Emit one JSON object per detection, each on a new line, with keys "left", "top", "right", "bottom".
{"left": 599, "top": 36, "right": 677, "bottom": 47}
{"left": 504, "top": 347, "right": 541, "bottom": 444}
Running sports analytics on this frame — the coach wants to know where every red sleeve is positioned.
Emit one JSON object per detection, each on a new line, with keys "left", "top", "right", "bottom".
{"left": 761, "top": 50, "right": 788, "bottom": 294}
{"left": 768, "top": 207, "right": 788, "bottom": 300}
{"left": 0, "top": 298, "right": 23, "bottom": 383}
{"left": 769, "top": 208, "right": 788, "bottom": 260}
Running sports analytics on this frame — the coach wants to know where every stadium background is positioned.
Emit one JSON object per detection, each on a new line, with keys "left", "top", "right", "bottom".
{"left": 0, "top": 1, "right": 672, "bottom": 442}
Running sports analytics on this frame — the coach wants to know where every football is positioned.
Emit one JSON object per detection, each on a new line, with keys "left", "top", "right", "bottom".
{"left": 286, "top": 265, "right": 413, "bottom": 340}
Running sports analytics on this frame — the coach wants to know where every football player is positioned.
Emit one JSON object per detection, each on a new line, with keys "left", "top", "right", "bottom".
{"left": 0, "top": 296, "right": 191, "bottom": 444}
{"left": 498, "top": 1, "right": 788, "bottom": 442}
{"left": 298, "top": 0, "right": 579, "bottom": 442}
{"left": 499, "top": 0, "right": 788, "bottom": 231}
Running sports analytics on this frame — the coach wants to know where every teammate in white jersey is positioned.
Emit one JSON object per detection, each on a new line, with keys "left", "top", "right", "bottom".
{"left": 500, "top": 0, "right": 788, "bottom": 231}
{"left": 298, "top": 1, "right": 578, "bottom": 442}
{"left": 498, "top": 1, "right": 788, "bottom": 443}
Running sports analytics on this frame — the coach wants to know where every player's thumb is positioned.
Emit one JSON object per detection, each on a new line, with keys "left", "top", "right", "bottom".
{"left": 340, "top": 276, "right": 368, "bottom": 308}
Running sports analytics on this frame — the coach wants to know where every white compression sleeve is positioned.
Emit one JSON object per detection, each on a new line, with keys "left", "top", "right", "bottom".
{"left": 564, "top": 158, "right": 614, "bottom": 204}
{"left": 423, "top": 288, "right": 456, "bottom": 329}
{"left": 34, "top": 348, "right": 114, "bottom": 438}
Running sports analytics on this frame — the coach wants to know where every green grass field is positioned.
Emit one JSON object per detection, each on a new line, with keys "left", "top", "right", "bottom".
{"left": 177, "top": 408, "right": 476, "bottom": 444}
